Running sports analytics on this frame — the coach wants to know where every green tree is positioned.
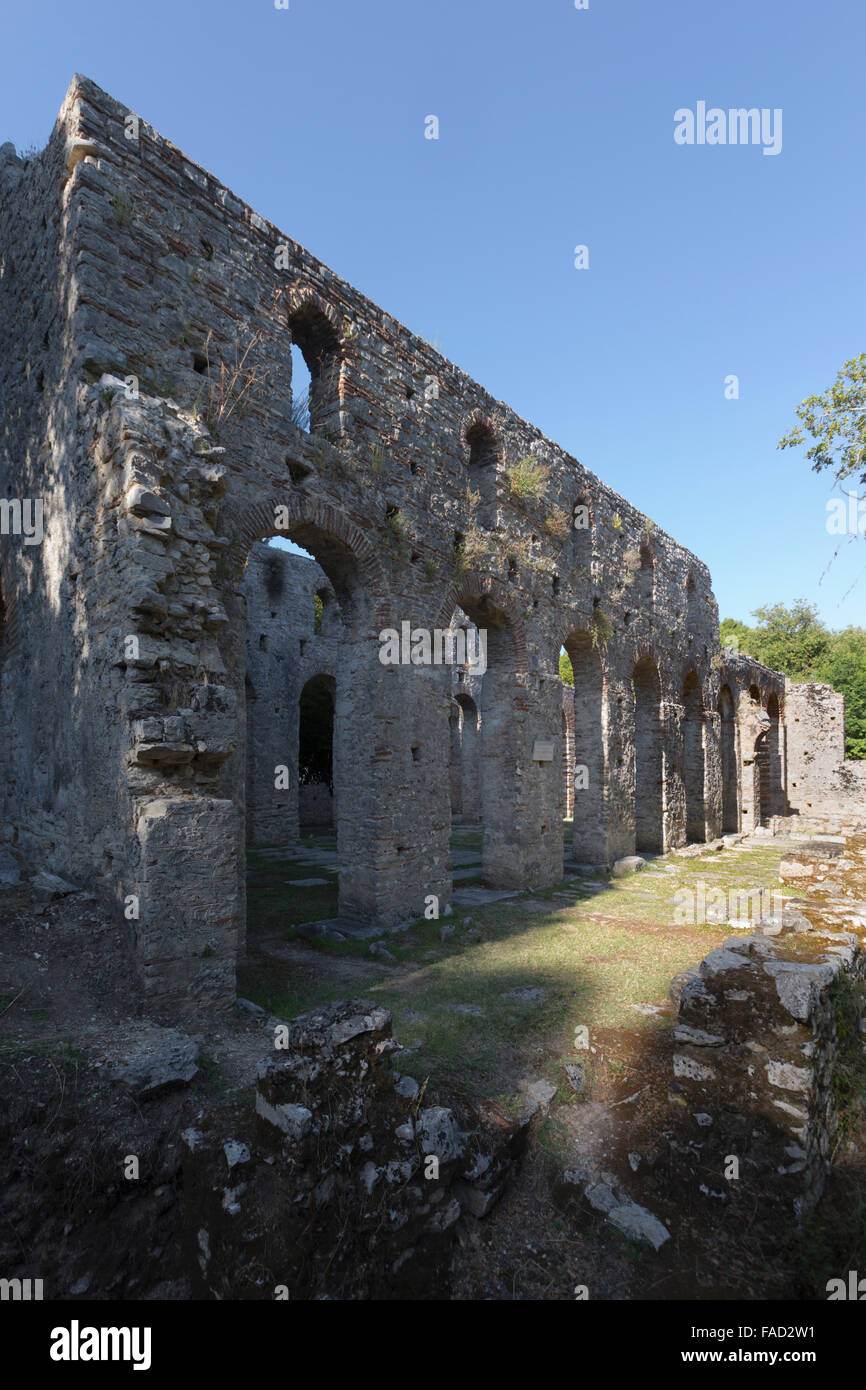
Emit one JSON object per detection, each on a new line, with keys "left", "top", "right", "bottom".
{"left": 778, "top": 352, "right": 866, "bottom": 485}
{"left": 819, "top": 628, "right": 866, "bottom": 759}
{"left": 559, "top": 648, "right": 573, "bottom": 685}
{"left": 747, "top": 600, "right": 831, "bottom": 680}
{"left": 719, "top": 617, "right": 753, "bottom": 653}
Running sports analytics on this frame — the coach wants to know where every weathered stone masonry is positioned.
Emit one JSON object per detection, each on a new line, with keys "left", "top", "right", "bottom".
{"left": 0, "top": 76, "right": 858, "bottom": 1016}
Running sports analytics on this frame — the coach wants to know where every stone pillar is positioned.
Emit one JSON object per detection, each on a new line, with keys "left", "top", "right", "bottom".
{"left": 479, "top": 669, "right": 563, "bottom": 889}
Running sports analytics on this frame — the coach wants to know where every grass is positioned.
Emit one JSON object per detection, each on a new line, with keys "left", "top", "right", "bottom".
{"left": 242, "top": 830, "right": 796, "bottom": 1107}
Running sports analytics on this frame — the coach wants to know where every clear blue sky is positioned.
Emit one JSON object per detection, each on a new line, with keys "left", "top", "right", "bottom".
{"left": 3, "top": 0, "right": 864, "bottom": 628}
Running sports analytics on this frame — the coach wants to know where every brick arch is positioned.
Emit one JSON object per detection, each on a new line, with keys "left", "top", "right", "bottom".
{"left": 435, "top": 573, "right": 528, "bottom": 672}
{"left": 630, "top": 642, "right": 661, "bottom": 671}
{"left": 275, "top": 285, "right": 345, "bottom": 340}
{"left": 678, "top": 663, "right": 707, "bottom": 708}
{"left": 300, "top": 656, "right": 339, "bottom": 688}
{"left": 554, "top": 618, "right": 611, "bottom": 687}
{"left": 460, "top": 407, "right": 503, "bottom": 462}
{"left": 222, "top": 493, "right": 391, "bottom": 629}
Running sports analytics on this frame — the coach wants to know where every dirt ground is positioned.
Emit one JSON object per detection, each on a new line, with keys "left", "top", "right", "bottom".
{"left": 1, "top": 829, "right": 865, "bottom": 1300}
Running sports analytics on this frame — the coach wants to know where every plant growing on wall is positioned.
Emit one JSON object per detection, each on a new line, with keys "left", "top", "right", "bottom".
{"left": 543, "top": 509, "right": 569, "bottom": 540}
{"left": 505, "top": 455, "right": 549, "bottom": 506}
{"left": 590, "top": 608, "right": 613, "bottom": 650}
{"left": 452, "top": 525, "right": 489, "bottom": 578}
{"left": 200, "top": 329, "right": 271, "bottom": 436}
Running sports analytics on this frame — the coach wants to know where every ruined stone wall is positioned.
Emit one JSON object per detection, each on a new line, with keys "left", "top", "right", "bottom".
{"left": 0, "top": 74, "right": 787, "bottom": 1010}
{"left": 665, "top": 837, "right": 866, "bottom": 1221}
{"left": 783, "top": 680, "right": 866, "bottom": 829}
{"left": 718, "top": 653, "right": 787, "bottom": 833}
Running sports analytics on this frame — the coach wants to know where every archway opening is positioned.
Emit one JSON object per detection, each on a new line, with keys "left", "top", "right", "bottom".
{"left": 298, "top": 674, "right": 335, "bottom": 833}
{"left": 683, "top": 670, "right": 705, "bottom": 843}
{"left": 633, "top": 656, "right": 663, "bottom": 854}
{"left": 564, "top": 630, "right": 605, "bottom": 864}
{"left": 465, "top": 421, "right": 499, "bottom": 529}
{"left": 450, "top": 693, "right": 481, "bottom": 824}
{"left": 767, "top": 692, "right": 783, "bottom": 818}
{"left": 755, "top": 729, "right": 770, "bottom": 827}
{"left": 718, "top": 684, "right": 738, "bottom": 832}
{"left": 287, "top": 303, "right": 342, "bottom": 436}
{"left": 240, "top": 522, "right": 374, "bottom": 953}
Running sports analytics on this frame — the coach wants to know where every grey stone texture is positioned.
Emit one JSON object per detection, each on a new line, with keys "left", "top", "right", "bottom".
{"left": 0, "top": 76, "right": 855, "bottom": 1013}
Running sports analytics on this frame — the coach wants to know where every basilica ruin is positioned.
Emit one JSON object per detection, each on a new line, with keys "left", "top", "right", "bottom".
{"left": 1, "top": 76, "right": 863, "bottom": 1020}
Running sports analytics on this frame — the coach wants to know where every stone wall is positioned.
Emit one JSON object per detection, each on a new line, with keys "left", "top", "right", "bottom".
{"left": 666, "top": 837, "right": 866, "bottom": 1221}
{"left": 783, "top": 680, "right": 866, "bottom": 830}
{"left": 183, "top": 999, "right": 529, "bottom": 1299}
{"left": 0, "top": 73, "right": 852, "bottom": 1012}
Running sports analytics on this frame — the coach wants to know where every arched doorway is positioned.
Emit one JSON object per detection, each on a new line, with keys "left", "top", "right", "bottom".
{"left": 564, "top": 631, "right": 606, "bottom": 864}
{"left": 298, "top": 674, "right": 336, "bottom": 833}
{"left": 683, "top": 671, "right": 705, "bottom": 843}
{"left": 767, "top": 692, "right": 783, "bottom": 818}
{"left": 718, "top": 685, "right": 738, "bottom": 832}
{"left": 633, "top": 657, "right": 663, "bottom": 854}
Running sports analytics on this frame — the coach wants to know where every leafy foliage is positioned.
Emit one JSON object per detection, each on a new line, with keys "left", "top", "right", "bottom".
{"left": 778, "top": 353, "right": 866, "bottom": 484}
{"left": 559, "top": 648, "right": 574, "bottom": 685}
{"left": 505, "top": 456, "right": 549, "bottom": 505}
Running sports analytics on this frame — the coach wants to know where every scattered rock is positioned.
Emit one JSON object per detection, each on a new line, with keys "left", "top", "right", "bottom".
{"left": 416, "top": 1107, "right": 465, "bottom": 1163}
{"left": 524, "top": 1079, "right": 557, "bottom": 1116}
{"left": 32, "top": 870, "right": 77, "bottom": 897}
{"left": 369, "top": 941, "right": 396, "bottom": 962}
{"left": 107, "top": 1028, "right": 201, "bottom": 1099}
{"left": 224, "top": 1140, "right": 251, "bottom": 1169}
{"left": 236, "top": 997, "right": 265, "bottom": 1016}
{"left": 673, "top": 1025, "right": 726, "bottom": 1047}
{"left": 611, "top": 856, "right": 646, "bottom": 877}
{"left": 608, "top": 1201, "right": 670, "bottom": 1250}
{"left": 564, "top": 1062, "right": 584, "bottom": 1093}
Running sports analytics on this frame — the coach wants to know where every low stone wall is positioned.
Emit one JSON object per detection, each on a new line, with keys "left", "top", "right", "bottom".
{"left": 664, "top": 837, "right": 866, "bottom": 1222}
{"left": 181, "top": 1000, "right": 529, "bottom": 1298}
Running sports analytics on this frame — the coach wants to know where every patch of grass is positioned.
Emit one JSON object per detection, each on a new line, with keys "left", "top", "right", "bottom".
{"left": 830, "top": 973, "right": 866, "bottom": 1150}
{"left": 0, "top": 1032, "right": 87, "bottom": 1064}
{"left": 505, "top": 455, "right": 549, "bottom": 505}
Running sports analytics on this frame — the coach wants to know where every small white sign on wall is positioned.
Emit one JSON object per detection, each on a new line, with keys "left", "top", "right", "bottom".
{"left": 532, "top": 739, "right": 555, "bottom": 763}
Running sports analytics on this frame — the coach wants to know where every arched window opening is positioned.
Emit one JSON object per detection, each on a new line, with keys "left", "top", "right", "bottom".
{"left": 637, "top": 545, "right": 654, "bottom": 608}
{"left": 288, "top": 303, "right": 341, "bottom": 436}
{"left": 465, "top": 420, "right": 499, "bottom": 529}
